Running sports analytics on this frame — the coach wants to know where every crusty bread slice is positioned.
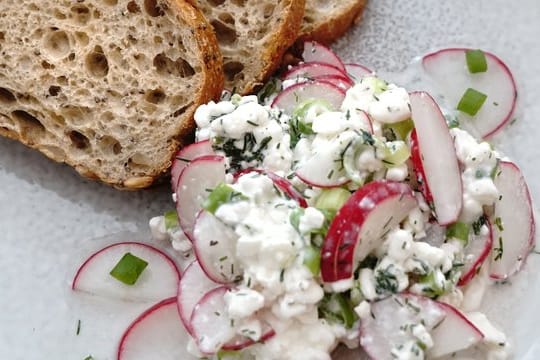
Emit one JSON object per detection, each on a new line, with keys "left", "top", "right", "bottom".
{"left": 299, "top": 0, "right": 367, "bottom": 45}
{"left": 193, "top": 0, "right": 305, "bottom": 94}
{"left": 0, "top": 0, "right": 223, "bottom": 189}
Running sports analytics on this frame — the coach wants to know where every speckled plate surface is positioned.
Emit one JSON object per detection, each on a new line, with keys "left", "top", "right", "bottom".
{"left": 1, "top": 1, "right": 540, "bottom": 359}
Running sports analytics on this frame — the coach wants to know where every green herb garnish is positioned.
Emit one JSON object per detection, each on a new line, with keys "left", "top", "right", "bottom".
{"left": 446, "top": 222, "right": 470, "bottom": 245}
{"left": 457, "top": 88, "right": 487, "bottom": 116}
{"left": 163, "top": 210, "right": 178, "bottom": 230}
{"left": 109, "top": 252, "right": 148, "bottom": 285}
{"left": 203, "top": 183, "right": 246, "bottom": 214}
{"left": 465, "top": 49, "right": 488, "bottom": 73}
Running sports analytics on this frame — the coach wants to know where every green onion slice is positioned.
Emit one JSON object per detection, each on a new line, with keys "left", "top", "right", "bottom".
{"left": 163, "top": 210, "right": 179, "bottom": 230}
{"left": 203, "top": 183, "right": 246, "bottom": 214}
{"left": 457, "top": 88, "right": 487, "bottom": 116}
{"left": 315, "top": 188, "right": 351, "bottom": 212}
{"left": 303, "top": 245, "right": 321, "bottom": 275}
{"left": 109, "top": 252, "right": 148, "bottom": 285}
{"left": 446, "top": 222, "right": 470, "bottom": 245}
{"left": 381, "top": 141, "right": 410, "bottom": 168}
{"left": 386, "top": 118, "right": 414, "bottom": 140}
{"left": 465, "top": 49, "right": 488, "bottom": 74}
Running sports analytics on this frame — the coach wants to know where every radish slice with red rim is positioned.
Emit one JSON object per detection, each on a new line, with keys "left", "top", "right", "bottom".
{"left": 489, "top": 161, "right": 535, "bottom": 279}
{"left": 422, "top": 48, "right": 517, "bottom": 139}
{"left": 191, "top": 287, "right": 274, "bottom": 354}
{"left": 171, "top": 140, "right": 214, "bottom": 193}
{"left": 316, "top": 75, "right": 354, "bottom": 90}
{"left": 360, "top": 294, "right": 483, "bottom": 359}
{"left": 409, "top": 91, "right": 463, "bottom": 225}
{"left": 271, "top": 80, "right": 345, "bottom": 114}
{"left": 177, "top": 260, "right": 220, "bottom": 334}
{"left": 345, "top": 63, "right": 373, "bottom": 82}
{"left": 175, "top": 155, "right": 226, "bottom": 241}
{"left": 458, "top": 220, "right": 493, "bottom": 286}
{"left": 302, "top": 41, "right": 346, "bottom": 71}
{"left": 192, "top": 210, "right": 242, "bottom": 284}
{"left": 283, "top": 61, "right": 347, "bottom": 81}
{"left": 72, "top": 242, "right": 180, "bottom": 302}
{"left": 321, "top": 181, "right": 417, "bottom": 286}
{"left": 117, "top": 297, "right": 197, "bottom": 360}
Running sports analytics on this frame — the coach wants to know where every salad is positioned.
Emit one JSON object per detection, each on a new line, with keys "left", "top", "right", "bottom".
{"left": 71, "top": 42, "right": 535, "bottom": 360}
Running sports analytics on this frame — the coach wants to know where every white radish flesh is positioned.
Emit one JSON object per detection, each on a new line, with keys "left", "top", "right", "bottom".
{"left": 410, "top": 91, "right": 463, "bottom": 225}
{"left": 192, "top": 210, "right": 242, "bottom": 284}
{"left": 175, "top": 155, "right": 226, "bottom": 240}
{"left": 422, "top": 48, "right": 517, "bottom": 139}
{"left": 302, "top": 41, "right": 346, "bottom": 71}
{"left": 171, "top": 140, "right": 214, "bottom": 193}
{"left": 117, "top": 297, "right": 197, "bottom": 360}
{"left": 345, "top": 63, "right": 373, "bottom": 82}
{"left": 72, "top": 242, "right": 180, "bottom": 302}
{"left": 177, "top": 260, "right": 219, "bottom": 334}
{"left": 360, "top": 294, "right": 483, "bottom": 360}
{"left": 489, "top": 161, "right": 535, "bottom": 279}
{"left": 317, "top": 75, "right": 353, "bottom": 91}
{"left": 271, "top": 80, "right": 345, "bottom": 114}
{"left": 458, "top": 222, "right": 493, "bottom": 286}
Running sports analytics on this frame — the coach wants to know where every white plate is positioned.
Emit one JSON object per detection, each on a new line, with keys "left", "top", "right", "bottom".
{"left": 1, "top": 0, "right": 539, "bottom": 359}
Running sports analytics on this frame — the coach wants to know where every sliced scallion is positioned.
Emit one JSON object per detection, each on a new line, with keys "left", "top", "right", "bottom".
{"left": 109, "top": 252, "right": 148, "bottom": 285}
{"left": 382, "top": 141, "right": 410, "bottom": 168}
{"left": 315, "top": 188, "right": 351, "bottom": 212}
{"left": 163, "top": 210, "right": 178, "bottom": 230}
{"left": 386, "top": 118, "right": 414, "bottom": 140}
{"left": 446, "top": 222, "right": 470, "bottom": 245}
{"left": 303, "top": 245, "right": 321, "bottom": 275}
{"left": 203, "top": 183, "right": 246, "bottom": 214}
{"left": 457, "top": 88, "right": 487, "bottom": 116}
{"left": 465, "top": 49, "right": 488, "bottom": 73}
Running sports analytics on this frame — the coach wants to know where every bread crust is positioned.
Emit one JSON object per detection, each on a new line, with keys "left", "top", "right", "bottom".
{"left": 0, "top": 0, "right": 224, "bottom": 190}
{"left": 242, "top": 0, "right": 306, "bottom": 94}
{"left": 299, "top": 0, "right": 367, "bottom": 45}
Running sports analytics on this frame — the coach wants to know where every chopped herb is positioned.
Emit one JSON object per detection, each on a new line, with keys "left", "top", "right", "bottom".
{"left": 203, "top": 183, "right": 247, "bottom": 214}
{"left": 279, "top": 268, "right": 285, "bottom": 282}
{"left": 494, "top": 236, "right": 504, "bottom": 261}
{"left": 219, "top": 255, "right": 228, "bottom": 262}
{"left": 457, "top": 88, "right": 487, "bottom": 116}
{"left": 246, "top": 120, "right": 258, "bottom": 126}
{"left": 375, "top": 268, "right": 399, "bottom": 295}
{"left": 210, "top": 240, "right": 219, "bottom": 246}
{"left": 326, "top": 169, "right": 335, "bottom": 179}
{"left": 472, "top": 214, "right": 488, "bottom": 236}
{"left": 109, "top": 252, "right": 148, "bottom": 285}
{"left": 494, "top": 217, "right": 504, "bottom": 231}
{"left": 76, "top": 319, "right": 81, "bottom": 335}
{"left": 465, "top": 49, "right": 488, "bottom": 73}
{"left": 257, "top": 78, "right": 282, "bottom": 103}
{"left": 83, "top": 356, "right": 94, "bottom": 360}
{"left": 213, "top": 133, "right": 272, "bottom": 171}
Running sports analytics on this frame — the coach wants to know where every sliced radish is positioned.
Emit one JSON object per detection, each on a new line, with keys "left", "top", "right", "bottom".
{"left": 283, "top": 62, "right": 347, "bottom": 81}
{"left": 317, "top": 75, "right": 354, "bottom": 91}
{"left": 360, "top": 294, "right": 483, "bottom": 359}
{"left": 458, "top": 221, "right": 493, "bottom": 286}
{"left": 222, "top": 323, "right": 275, "bottom": 351}
{"left": 117, "top": 297, "right": 196, "bottom": 360}
{"left": 171, "top": 140, "right": 214, "bottom": 193}
{"left": 72, "top": 242, "right": 180, "bottom": 302}
{"left": 321, "top": 181, "right": 417, "bottom": 286}
{"left": 175, "top": 155, "right": 226, "bottom": 240}
{"left": 345, "top": 63, "right": 373, "bottom": 82}
{"left": 489, "top": 161, "right": 535, "bottom": 279}
{"left": 177, "top": 261, "right": 219, "bottom": 334}
{"left": 302, "top": 41, "right": 346, "bottom": 71}
{"left": 271, "top": 81, "right": 345, "bottom": 114}
{"left": 192, "top": 210, "right": 242, "bottom": 284}
{"left": 233, "top": 169, "right": 308, "bottom": 208}
{"left": 295, "top": 133, "right": 352, "bottom": 188}
{"left": 422, "top": 48, "right": 517, "bottom": 139}
{"left": 410, "top": 91, "right": 462, "bottom": 225}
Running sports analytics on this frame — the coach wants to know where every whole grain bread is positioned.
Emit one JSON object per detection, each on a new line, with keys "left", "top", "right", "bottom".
{"left": 300, "top": 0, "right": 367, "bottom": 45}
{"left": 193, "top": 0, "right": 305, "bottom": 94}
{"left": 0, "top": 0, "right": 223, "bottom": 189}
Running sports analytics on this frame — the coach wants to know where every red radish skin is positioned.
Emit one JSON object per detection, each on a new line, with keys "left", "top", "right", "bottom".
{"left": 233, "top": 169, "right": 308, "bottom": 208}
{"left": 175, "top": 155, "right": 226, "bottom": 241}
{"left": 72, "top": 242, "right": 180, "bottom": 302}
{"left": 316, "top": 75, "right": 354, "bottom": 90}
{"left": 345, "top": 63, "right": 373, "bottom": 82}
{"left": 171, "top": 140, "right": 214, "bottom": 193}
{"left": 410, "top": 129, "right": 434, "bottom": 204}
{"left": 302, "top": 41, "right": 346, "bottom": 71}
{"left": 117, "top": 297, "right": 197, "bottom": 360}
{"left": 321, "top": 181, "right": 417, "bottom": 285}
{"left": 271, "top": 80, "right": 345, "bottom": 114}
{"left": 222, "top": 324, "right": 275, "bottom": 351}
{"left": 409, "top": 91, "right": 462, "bottom": 225}
{"left": 422, "top": 48, "right": 517, "bottom": 139}
{"left": 283, "top": 62, "right": 348, "bottom": 81}
{"left": 490, "top": 161, "right": 536, "bottom": 280}
{"left": 457, "top": 220, "right": 493, "bottom": 286}
{"left": 177, "top": 261, "right": 219, "bottom": 335}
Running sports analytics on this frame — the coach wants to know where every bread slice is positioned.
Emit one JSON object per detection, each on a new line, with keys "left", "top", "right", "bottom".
{"left": 193, "top": 0, "right": 305, "bottom": 94}
{"left": 299, "top": 0, "right": 368, "bottom": 44}
{"left": 0, "top": 0, "right": 223, "bottom": 189}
